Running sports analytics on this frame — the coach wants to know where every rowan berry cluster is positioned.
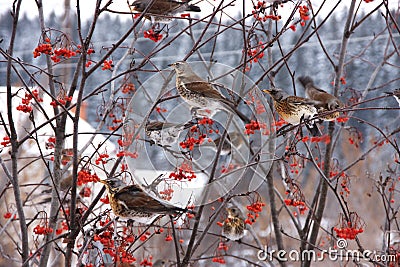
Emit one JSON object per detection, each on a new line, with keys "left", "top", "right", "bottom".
{"left": 334, "top": 213, "right": 364, "bottom": 240}
{"left": 245, "top": 201, "right": 265, "bottom": 225}
{"left": 77, "top": 169, "right": 100, "bottom": 186}
{"left": 144, "top": 29, "right": 163, "bottom": 42}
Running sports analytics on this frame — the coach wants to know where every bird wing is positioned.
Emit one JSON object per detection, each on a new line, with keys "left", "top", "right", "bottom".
{"left": 115, "top": 185, "right": 185, "bottom": 213}
{"left": 185, "top": 81, "right": 226, "bottom": 100}
{"left": 286, "top": 95, "right": 319, "bottom": 106}
{"left": 132, "top": 0, "right": 196, "bottom": 14}
{"left": 146, "top": 121, "right": 165, "bottom": 131}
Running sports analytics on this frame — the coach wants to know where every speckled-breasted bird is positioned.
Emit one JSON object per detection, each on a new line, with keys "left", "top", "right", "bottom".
{"left": 263, "top": 88, "right": 321, "bottom": 136}
{"left": 222, "top": 206, "right": 245, "bottom": 241}
{"left": 169, "top": 61, "right": 250, "bottom": 123}
{"left": 298, "top": 76, "right": 344, "bottom": 121}
{"left": 131, "top": 0, "right": 201, "bottom": 23}
{"left": 100, "top": 178, "right": 191, "bottom": 224}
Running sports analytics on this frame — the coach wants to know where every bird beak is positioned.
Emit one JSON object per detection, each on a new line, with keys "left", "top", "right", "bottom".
{"left": 167, "top": 63, "right": 174, "bottom": 67}
{"left": 99, "top": 180, "right": 107, "bottom": 184}
{"left": 262, "top": 89, "right": 271, "bottom": 94}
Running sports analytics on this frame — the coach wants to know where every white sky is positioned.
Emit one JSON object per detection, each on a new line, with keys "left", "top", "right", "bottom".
{"left": 0, "top": 0, "right": 396, "bottom": 23}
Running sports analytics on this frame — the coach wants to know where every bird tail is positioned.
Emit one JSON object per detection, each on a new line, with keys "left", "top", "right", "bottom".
{"left": 305, "top": 121, "right": 322, "bottom": 137}
{"left": 186, "top": 4, "right": 201, "bottom": 12}
{"left": 301, "top": 114, "right": 321, "bottom": 137}
{"left": 173, "top": 206, "right": 196, "bottom": 215}
{"left": 298, "top": 76, "right": 314, "bottom": 88}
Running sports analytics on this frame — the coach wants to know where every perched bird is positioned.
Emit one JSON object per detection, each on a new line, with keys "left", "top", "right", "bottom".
{"left": 263, "top": 88, "right": 321, "bottom": 136}
{"left": 385, "top": 89, "right": 400, "bottom": 107}
{"left": 222, "top": 206, "right": 246, "bottom": 241}
{"left": 131, "top": 0, "right": 201, "bottom": 23}
{"left": 169, "top": 61, "right": 250, "bottom": 123}
{"left": 145, "top": 120, "right": 193, "bottom": 146}
{"left": 202, "top": 132, "right": 245, "bottom": 156}
{"left": 298, "top": 76, "right": 344, "bottom": 121}
{"left": 100, "top": 178, "right": 191, "bottom": 224}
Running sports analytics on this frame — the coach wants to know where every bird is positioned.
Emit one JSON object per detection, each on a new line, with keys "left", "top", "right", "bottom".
{"left": 385, "top": 89, "right": 400, "bottom": 107}
{"left": 201, "top": 132, "right": 245, "bottom": 156}
{"left": 263, "top": 88, "right": 321, "bottom": 136}
{"left": 145, "top": 120, "right": 193, "bottom": 146}
{"left": 222, "top": 206, "right": 246, "bottom": 241}
{"left": 100, "top": 177, "right": 192, "bottom": 224}
{"left": 169, "top": 61, "right": 251, "bottom": 124}
{"left": 298, "top": 76, "right": 344, "bottom": 121}
{"left": 131, "top": 0, "right": 201, "bottom": 23}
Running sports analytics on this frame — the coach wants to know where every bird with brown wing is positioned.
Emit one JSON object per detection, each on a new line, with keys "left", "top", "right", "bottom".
{"left": 263, "top": 88, "right": 321, "bottom": 136}
{"left": 298, "top": 76, "right": 344, "bottom": 121}
{"left": 131, "top": 0, "right": 201, "bottom": 23}
{"left": 169, "top": 61, "right": 250, "bottom": 123}
{"left": 100, "top": 178, "right": 192, "bottom": 224}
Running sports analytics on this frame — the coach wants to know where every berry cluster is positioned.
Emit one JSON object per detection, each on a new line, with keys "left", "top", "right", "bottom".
{"left": 17, "top": 89, "right": 43, "bottom": 113}
{"left": 159, "top": 187, "right": 174, "bottom": 201}
{"left": 1, "top": 136, "right": 10, "bottom": 147}
{"left": 45, "top": 136, "right": 56, "bottom": 150}
{"left": 140, "top": 256, "right": 154, "bottom": 266}
{"left": 116, "top": 150, "right": 139, "bottom": 159}
{"left": 169, "top": 162, "right": 196, "bottom": 181}
{"left": 284, "top": 199, "right": 307, "bottom": 215}
{"left": 288, "top": 159, "right": 304, "bottom": 175}
{"left": 212, "top": 256, "right": 226, "bottom": 264}
{"left": 121, "top": 83, "right": 135, "bottom": 94}
{"left": 244, "top": 120, "right": 265, "bottom": 135}
{"left": 336, "top": 116, "right": 349, "bottom": 123}
{"left": 102, "top": 59, "right": 113, "bottom": 70}
{"left": 247, "top": 41, "right": 265, "bottom": 64}
{"left": 77, "top": 169, "right": 100, "bottom": 186}
{"left": 92, "top": 219, "right": 137, "bottom": 265}
{"left": 3, "top": 212, "right": 15, "bottom": 219}
{"left": 100, "top": 195, "right": 110, "bottom": 204}
{"left": 245, "top": 201, "right": 265, "bottom": 225}
{"left": 51, "top": 48, "right": 77, "bottom": 63}
{"left": 144, "top": 29, "right": 163, "bottom": 42}
{"left": 198, "top": 117, "right": 214, "bottom": 125}
{"left": 55, "top": 221, "right": 69, "bottom": 235}
{"left": 301, "top": 134, "right": 331, "bottom": 144}
{"left": 95, "top": 153, "right": 110, "bottom": 165}
{"left": 334, "top": 213, "right": 364, "bottom": 240}
{"left": 33, "top": 224, "right": 53, "bottom": 235}
{"left": 33, "top": 38, "right": 95, "bottom": 64}
{"left": 179, "top": 135, "right": 205, "bottom": 150}
{"left": 298, "top": 5, "right": 310, "bottom": 26}
{"left": 252, "top": 1, "right": 281, "bottom": 22}
{"left": 155, "top": 106, "right": 167, "bottom": 113}
{"left": 33, "top": 42, "right": 53, "bottom": 58}
{"left": 50, "top": 95, "right": 73, "bottom": 107}
{"left": 284, "top": 183, "right": 308, "bottom": 215}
